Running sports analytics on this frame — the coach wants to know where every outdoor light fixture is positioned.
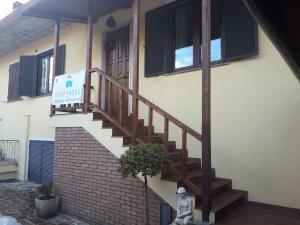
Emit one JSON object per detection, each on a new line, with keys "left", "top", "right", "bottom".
{"left": 106, "top": 13, "right": 117, "bottom": 29}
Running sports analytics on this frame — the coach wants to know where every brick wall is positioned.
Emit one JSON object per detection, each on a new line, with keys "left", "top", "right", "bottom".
{"left": 54, "top": 127, "right": 169, "bottom": 225}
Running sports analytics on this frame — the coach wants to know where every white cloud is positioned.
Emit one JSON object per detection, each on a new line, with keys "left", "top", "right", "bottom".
{"left": 0, "top": 0, "right": 30, "bottom": 20}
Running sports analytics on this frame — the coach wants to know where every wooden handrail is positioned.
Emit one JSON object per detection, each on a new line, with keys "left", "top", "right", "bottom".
{"left": 90, "top": 68, "right": 202, "bottom": 142}
{"left": 90, "top": 68, "right": 133, "bottom": 95}
{"left": 137, "top": 95, "right": 202, "bottom": 141}
{"left": 89, "top": 67, "right": 204, "bottom": 198}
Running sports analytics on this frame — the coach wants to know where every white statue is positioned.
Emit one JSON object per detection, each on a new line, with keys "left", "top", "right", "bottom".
{"left": 0, "top": 216, "right": 21, "bottom": 225}
{"left": 171, "top": 187, "right": 194, "bottom": 225}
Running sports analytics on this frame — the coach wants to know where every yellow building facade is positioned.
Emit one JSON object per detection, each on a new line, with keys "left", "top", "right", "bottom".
{"left": 0, "top": 0, "right": 299, "bottom": 213}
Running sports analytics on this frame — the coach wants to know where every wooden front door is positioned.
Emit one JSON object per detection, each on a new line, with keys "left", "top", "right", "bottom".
{"left": 105, "top": 26, "right": 130, "bottom": 117}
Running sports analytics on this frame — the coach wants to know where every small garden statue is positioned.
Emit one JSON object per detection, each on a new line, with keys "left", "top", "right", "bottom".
{"left": 170, "top": 187, "right": 194, "bottom": 225}
{"left": 0, "top": 216, "right": 21, "bottom": 225}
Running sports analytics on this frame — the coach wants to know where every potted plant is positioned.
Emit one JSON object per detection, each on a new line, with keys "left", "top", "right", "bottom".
{"left": 35, "top": 183, "right": 60, "bottom": 219}
{"left": 118, "top": 144, "right": 168, "bottom": 225}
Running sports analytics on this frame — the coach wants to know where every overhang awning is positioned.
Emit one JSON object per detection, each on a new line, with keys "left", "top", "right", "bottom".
{"left": 22, "top": 0, "right": 133, "bottom": 23}
{"left": 0, "top": 0, "right": 132, "bottom": 58}
{"left": 244, "top": 0, "right": 300, "bottom": 81}
{"left": 0, "top": 16, "right": 56, "bottom": 58}
{"left": 0, "top": 0, "right": 56, "bottom": 58}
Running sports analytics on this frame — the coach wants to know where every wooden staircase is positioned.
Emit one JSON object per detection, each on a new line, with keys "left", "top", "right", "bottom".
{"left": 92, "top": 110, "right": 248, "bottom": 222}
{"left": 53, "top": 67, "right": 248, "bottom": 222}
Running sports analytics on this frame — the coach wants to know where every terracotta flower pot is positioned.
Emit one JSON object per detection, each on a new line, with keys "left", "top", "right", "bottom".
{"left": 35, "top": 196, "right": 60, "bottom": 219}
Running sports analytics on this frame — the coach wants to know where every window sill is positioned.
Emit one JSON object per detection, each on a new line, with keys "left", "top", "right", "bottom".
{"left": 31, "top": 94, "right": 52, "bottom": 98}
{"left": 6, "top": 98, "right": 24, "bottom": 103}
{"left": 5, "top": 94, "right": 52, "bottom": 103}
{"left": 164, "top": 62, "right": 230, "bottom": 77}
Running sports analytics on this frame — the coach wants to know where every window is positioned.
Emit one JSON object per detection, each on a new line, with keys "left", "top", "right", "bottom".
{"left": 17, "top": 45, "right": 65, "bottom": 98}
{"left": 37, "top": 50, "right": 54, "bottom": 95}
{"left": 145, "top": 0, "right": 258, "bottom": 77}
{"left": 174, "top": 4, "right": 194, "bottom": 69}
{"left": 172, "top": 1, "right": 222, "bottom": 71}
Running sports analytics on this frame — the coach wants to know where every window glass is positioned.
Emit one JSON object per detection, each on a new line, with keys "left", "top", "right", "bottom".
{"left": 175, "top": 5, "right": 194, "bottom": 69}
{"left": 211, "top": 38, "right": 221, "bottom": 62}
{"left": 40, "top": 57, "right": 48, "bottom": 95}
{"left": 38, "top": 54, "right": 54, "bottom": 95}
{"left": 49, "top": 56, "right": 54, "bottom": 92}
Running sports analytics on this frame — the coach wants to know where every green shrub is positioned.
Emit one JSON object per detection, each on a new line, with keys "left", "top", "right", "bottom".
{"left": 118, "top": 144, "right": 168, "bottom": 225}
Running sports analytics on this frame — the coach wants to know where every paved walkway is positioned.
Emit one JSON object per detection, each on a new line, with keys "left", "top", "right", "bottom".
{"left": 1, "top": 181, "right": 300, "bottom": 225}
{"left": 216, "top": 202, "right": 300, "bottom": 225}
{"left": 0, "top": 181, "right": 89, "bottom": 225}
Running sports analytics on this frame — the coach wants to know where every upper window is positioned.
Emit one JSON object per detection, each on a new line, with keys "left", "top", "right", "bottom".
{"left": 7, "top": 45, "right": 65, "bottom": 100}
{"left": 174, "top": 4, "right": 194, "bottom": 70}
{"left": 37, "top": 50, "right": 54, "bottom": 95}
{"left": 173, "top": 1, "right": 222, "bottom": 71}
{"left": 145, "top": 0, "right": 258, "bottom": 77}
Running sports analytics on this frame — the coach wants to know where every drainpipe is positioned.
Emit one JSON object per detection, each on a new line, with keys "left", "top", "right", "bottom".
{"left": 23, "top": 115, "right": 31, "bottom": 181}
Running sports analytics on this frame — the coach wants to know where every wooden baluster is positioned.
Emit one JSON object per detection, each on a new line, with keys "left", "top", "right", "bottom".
{"left": 148, "top": 107, "right": 153, "bottom": 143}
{"left": 108, "top": 81, "right": 112, "bottom": 116}
{"left": 182, "top": 130, "right": 187, "bottom": 179}
{"left": 104, "top": 78, "right": 108, "bottom": 113}
{"left": 98, "top": 75, "right": 102, "bottom": 109}
{"left": 119, "top": 89, "right": 124, "bottom": 125}
{"left": 164, "top": 118, "right": 169, "bottom": 151}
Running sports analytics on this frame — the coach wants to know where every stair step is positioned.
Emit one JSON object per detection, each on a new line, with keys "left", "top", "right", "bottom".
{"left": 167, "top": 150, "right": 184, "bottom": 161}
{"left": 196, "top": 190, "right": 247, "bottom": 222}
{"left": 93, "top": 112, "right": 104, "bottom": 121}
{"left": 100, "top": 116, "right": 145, "bottom": 129}
{"left": 123, "top": 134, "right": 164, "bottom": 146}
{"left": 177, "top": 178, "right": 231, "bottom": 202}
{"left": 112, "top": 127, "right": 154, "bottom": 137}
{"left": 112, "top": 128, "right": 126, "bottom": 137}
{"left": 196, "top": 178, "right": 232, "bottom": 198}
{"left": 167, "top": 142, "right": 177, "bottom": 151}
{"left": 161, "top": 169, "right": 216, "bottom": 183}
{"left": 162, "top": 158, "right": 201, "bottom": 177}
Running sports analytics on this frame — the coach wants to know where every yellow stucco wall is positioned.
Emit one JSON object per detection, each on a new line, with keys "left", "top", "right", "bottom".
{"left": 0, "top": 0, "right": 299, "bottom": 210}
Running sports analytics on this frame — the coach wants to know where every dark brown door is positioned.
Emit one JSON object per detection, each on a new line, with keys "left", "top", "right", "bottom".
{"left": 105, "top": 26, "right": 130, "bottom": 117}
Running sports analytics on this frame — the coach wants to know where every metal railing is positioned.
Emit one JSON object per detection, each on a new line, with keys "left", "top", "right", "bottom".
{"left": 0, "top": 140, "right": 19, "bottom": 163}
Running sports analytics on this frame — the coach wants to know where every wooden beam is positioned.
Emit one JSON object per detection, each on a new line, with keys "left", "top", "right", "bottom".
{"left": 201, "top": 0, "right": 212, "bottom": 222}
{"left": 83, "top": 0, "right": 94, "bottom": 113}
{"left": 50, "top": 18, "right": 60, "bottom": 117}
{"left": 23, "top": 9, "right": 88, "bottom": 23}
{"left": 99, "top": 0, "right": 132, "bottom": 9}
{"left": 131, "top": 0, "right": 140, "bottom": 143}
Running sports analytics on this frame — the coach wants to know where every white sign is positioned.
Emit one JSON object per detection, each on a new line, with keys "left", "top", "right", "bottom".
{"left": 51, "top": 70, "right": 85, "bottom": 105}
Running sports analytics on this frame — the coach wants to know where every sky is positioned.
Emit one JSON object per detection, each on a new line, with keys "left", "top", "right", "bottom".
{"left": 0, "top": 0, "right": 29, "bottom": 19}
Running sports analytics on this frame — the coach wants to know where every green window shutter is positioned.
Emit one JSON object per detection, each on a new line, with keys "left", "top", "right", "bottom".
{"left": 223, "top": 0, "right": 259, "bottom": 61}
{"left": 145, "top": 5, "right": 171, "bottom": 77}
{"left": 57, "top": 44, "right": 66, "bottom": 75}
{"left": 18, "top": 55, "right": 37, "bottom": 97}
{"left": 7, "top": 62, "right": 20, "bottom": 101}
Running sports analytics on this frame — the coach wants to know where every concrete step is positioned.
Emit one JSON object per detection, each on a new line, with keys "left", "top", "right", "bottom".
{"left": 0, "top": 164, "right": 17, "bottom": 181}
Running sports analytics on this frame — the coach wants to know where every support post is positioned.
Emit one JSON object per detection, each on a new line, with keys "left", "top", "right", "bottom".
{"left": 50, "top": 18, "right": 60, "bottom": 117}
{"left": 201, "top": 0, "right": 212, "bottom": 223}
{"left": 83, "top": 0, "right": 94, "bottom": 113}
{"left": 131, "top": 0, "right": 140, "bottom": 143}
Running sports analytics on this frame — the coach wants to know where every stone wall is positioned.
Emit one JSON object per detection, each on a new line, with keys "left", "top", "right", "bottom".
{"left": 54, "top": 127, "right": 168, "bottom": 225}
